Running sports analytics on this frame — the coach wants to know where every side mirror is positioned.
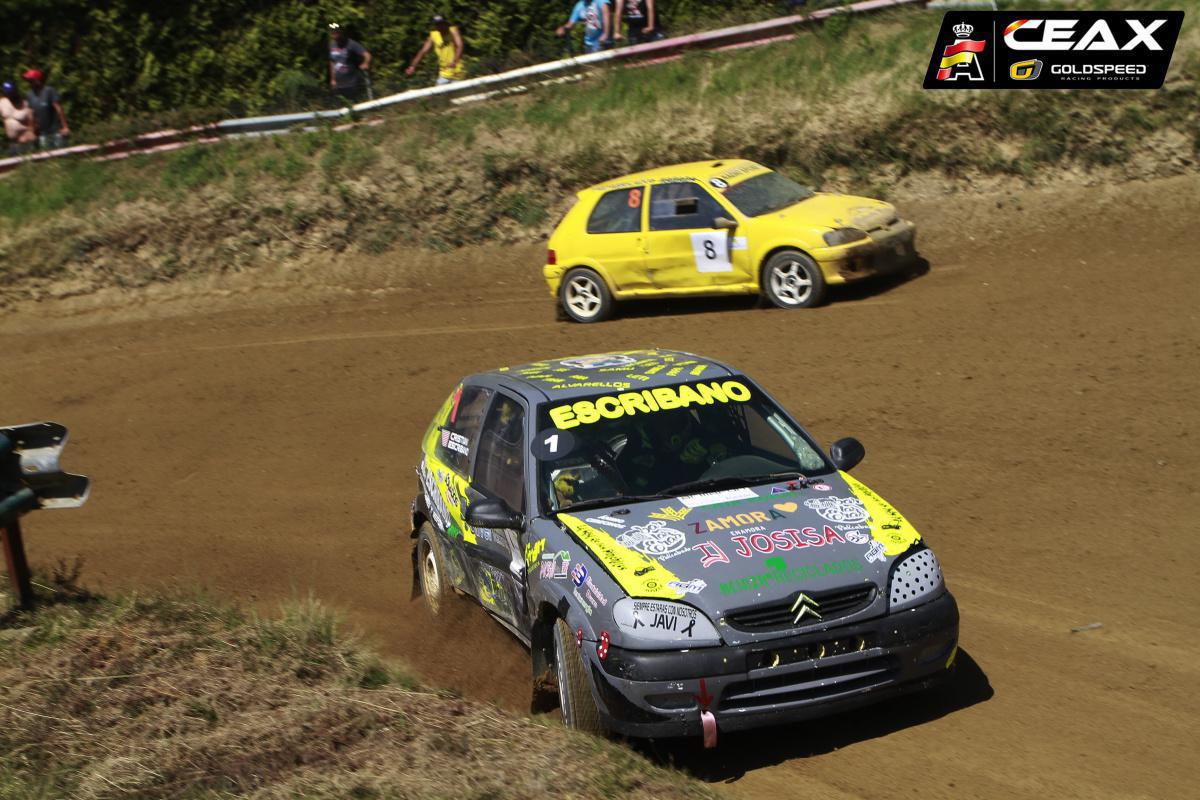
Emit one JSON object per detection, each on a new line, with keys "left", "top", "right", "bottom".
{"left": 829, "top": 437, "right": 865, "bottom": 472}
{"left": 713, "top": 216, "right": 738, "bottom": 230}
{"left": 465, "top": 496, "right": 523, "bottom": 530}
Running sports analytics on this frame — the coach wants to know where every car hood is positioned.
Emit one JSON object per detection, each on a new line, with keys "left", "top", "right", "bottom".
{"left": 768, "top": 193, "right": 897, "bottom": 233}
{"left": 554, "top": 471, "right": 922, "bottom": 621}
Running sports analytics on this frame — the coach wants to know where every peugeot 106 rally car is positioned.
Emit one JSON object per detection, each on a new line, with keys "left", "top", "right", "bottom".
{"left": 544, "top": 160, "right": 918, "bottom": 322}
{"left": 410, "top": 350, "right": 957, "bottom": 744}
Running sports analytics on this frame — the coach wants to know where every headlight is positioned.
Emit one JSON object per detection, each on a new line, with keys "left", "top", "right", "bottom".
{"left": 823, "top": 227, "right": 868, "bottom": 246}
{"left": 612, "top": 599, "right": 722, "bottom": 649}
{"left": 888, "top": 548, "right": 944, "bottom": 612}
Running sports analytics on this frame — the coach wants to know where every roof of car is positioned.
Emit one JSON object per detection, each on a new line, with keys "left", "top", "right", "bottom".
{"left": 583, "top": 159, "right": 772, "bottom": 195}
{"left": 478, "top": 349, "right": 741, "bottom": 401}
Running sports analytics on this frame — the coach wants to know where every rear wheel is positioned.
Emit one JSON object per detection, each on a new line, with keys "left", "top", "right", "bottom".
{"left": 417, "top": 524, "right": 445, "bottom": 617}
{"left": 761, "top": 250, "right": 827, "bottom": 309}
{"left": 553, "top": 618, "right": 603, "bottom": 733}
{"left": 559, "top": 268, "right": 614, "bottom": 323}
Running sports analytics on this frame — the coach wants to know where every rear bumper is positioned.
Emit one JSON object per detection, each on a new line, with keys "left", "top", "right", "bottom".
{"left": 586, "top": 590, "right": 958, "bottom": 738}
{"left": 814, "top": 219, "right": 918, "bottom": 284}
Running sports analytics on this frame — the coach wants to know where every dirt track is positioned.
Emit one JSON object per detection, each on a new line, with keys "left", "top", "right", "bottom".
{"left": 3, "top": 175, "right": 1198, "bottom": 798}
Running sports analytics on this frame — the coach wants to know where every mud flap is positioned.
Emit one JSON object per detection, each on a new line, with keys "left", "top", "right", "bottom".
{"left": 701, "top": 710, "right": 718, "bottom": 748}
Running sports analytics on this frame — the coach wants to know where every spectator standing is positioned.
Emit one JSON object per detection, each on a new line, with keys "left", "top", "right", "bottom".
{"left": 557, "top": 0, "right": 611, "bottom": 54}
{"left": 614, "top": 0, "right": 661, "bottom": 44}
{"left": 23, "top": 69, "right": 69, "bottom": 149}
{"left": 328, "top": 22, "right": 372, "bottom": 103}
{"left": 0, "top": 80, "right": 36, "bottom": 155}
{"left": 405, "top": 14, "right": 466, "bottom": 85}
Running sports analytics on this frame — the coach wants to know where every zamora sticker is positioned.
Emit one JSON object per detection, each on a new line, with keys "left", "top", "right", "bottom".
{"left": 550, "top": 380, "right": 752, "bottom": 429}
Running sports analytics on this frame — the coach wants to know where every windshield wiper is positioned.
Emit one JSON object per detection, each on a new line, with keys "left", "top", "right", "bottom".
{"left": 555, "top": 493, "right": 668, "bottom": 515}
{"left": 661, "top": 471, "right": 809, "bottom": 498}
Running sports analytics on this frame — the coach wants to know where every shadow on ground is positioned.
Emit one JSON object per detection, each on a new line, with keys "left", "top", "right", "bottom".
{"left": 612, "top": 259, "right": 931, "bottom": 322}
{"left": 634, "top": 648, "right": 991, "bottom": 782}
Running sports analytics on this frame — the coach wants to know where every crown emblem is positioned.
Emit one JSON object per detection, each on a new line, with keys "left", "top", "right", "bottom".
{"left": 952, "top": 22, "right": 974, "bottom": 38}
{"left": 649, "top": 506, "right": 690, "bottom": 522}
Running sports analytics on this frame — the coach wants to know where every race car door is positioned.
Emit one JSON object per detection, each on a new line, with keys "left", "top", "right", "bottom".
{"left": 583, "top": 186, "right": 650, "bottom": 291}
{"left": 466, "top": 390, "right": 530, "bottom": 630}
{"left": 642, "top": 182, "right": 751, "bottom": 289}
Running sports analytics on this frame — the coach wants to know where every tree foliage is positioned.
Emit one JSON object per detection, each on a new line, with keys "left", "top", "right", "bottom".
{"left": 0, "top": 0, "right": 779, "bottom": 129}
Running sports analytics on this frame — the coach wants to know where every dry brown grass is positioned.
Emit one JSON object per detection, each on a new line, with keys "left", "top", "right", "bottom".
{"left": 0, "top": 591, "right": 717, "bottom": 799}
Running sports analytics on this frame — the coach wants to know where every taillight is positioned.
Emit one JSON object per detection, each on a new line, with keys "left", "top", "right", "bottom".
{"left": 597, "top": 630, "right": 610, "bottom": 661}
{"left": 547, "top": 248, "right": 557, "bottom": 266}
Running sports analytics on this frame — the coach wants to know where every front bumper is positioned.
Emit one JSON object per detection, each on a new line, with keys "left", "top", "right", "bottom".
{"left": 585, "top": 590, "right": 958, "bottom": 738}
{"left": 813, "top": 219, "right": 918, "bottom": 284}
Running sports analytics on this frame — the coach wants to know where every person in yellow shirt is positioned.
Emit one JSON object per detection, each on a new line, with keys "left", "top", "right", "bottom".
{"left": 405, "top": 14, "right": 466, "bottom": 85}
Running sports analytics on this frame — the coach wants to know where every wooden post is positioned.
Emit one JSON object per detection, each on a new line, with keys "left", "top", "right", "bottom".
{"left": 1, "top": 517, "right": 34, "bottom": 611}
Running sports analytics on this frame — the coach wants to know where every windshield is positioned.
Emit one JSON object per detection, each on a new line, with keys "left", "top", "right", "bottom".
{"left": 535, "top": 379, "right": 829, "bottom": 513}
{"left": 722, "top": 171, "right": 814, "bottom": 217}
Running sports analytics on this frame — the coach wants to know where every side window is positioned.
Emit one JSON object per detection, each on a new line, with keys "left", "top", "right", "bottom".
{"left": 436, "top": 385, "right": 492, "bottom": 474}
{"left": 473, "top": 394, "right": 527, "bottom": 515}
{"left": 648, "top": 183, "right": 727, "bottom": 231}
{"left": 586, "top": 187, "right": 644, "bottom": 234}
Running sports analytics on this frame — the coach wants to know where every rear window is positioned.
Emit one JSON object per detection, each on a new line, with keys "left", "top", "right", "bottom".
{"left": 587, "top": 187, "right": 644, "bottom": 234}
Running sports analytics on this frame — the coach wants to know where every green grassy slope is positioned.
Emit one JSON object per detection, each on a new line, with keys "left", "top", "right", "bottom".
{"left": 0, "top": 586, "right": 717, "bottom": 799}
{"left": 0, "top": 3, "right": 1196, "bottom": 304}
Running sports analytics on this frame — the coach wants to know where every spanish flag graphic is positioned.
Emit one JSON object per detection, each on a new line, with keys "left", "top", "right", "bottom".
{"left": 937, "top": 38, "right": 987, "bottom": 81}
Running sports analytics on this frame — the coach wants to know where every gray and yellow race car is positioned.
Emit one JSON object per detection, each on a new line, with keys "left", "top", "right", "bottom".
{"left": 410, "top": 349, "right": 958, "bottom": 744}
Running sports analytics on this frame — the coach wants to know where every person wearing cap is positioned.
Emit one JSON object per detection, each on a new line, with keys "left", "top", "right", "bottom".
{"left": 556, "top": 0, "right": 612, "bottom": 54}
{"left": 23, "top": 69, "right": 69, "bottom": 149}
{"left": 328, "top": 22, "right": 372, "bottom": 103}
{"left": 0, "top": 80, "right": 36, "bottom": 155}
{"left": 405, "top": 14, "right": 466, "bottom": 85}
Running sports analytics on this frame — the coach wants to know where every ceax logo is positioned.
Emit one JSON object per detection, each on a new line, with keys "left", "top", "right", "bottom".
{"left": 1010, "top": 58, "right": 1044, "bottom": 80}
{"left": 791, "top": 592, "right": 823, "bottom": 624}
{"left": 937, "top": 21, "right": 987, "bottom": 81}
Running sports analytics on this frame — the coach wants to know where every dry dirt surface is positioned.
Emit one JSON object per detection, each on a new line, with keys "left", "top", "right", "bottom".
{"left": 2, "top": 175, "right": 1198, "bottom": 798}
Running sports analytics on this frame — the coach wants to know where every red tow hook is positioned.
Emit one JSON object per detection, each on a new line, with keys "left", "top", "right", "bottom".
{"left": 696, "top": 678, "right": 718, "bottom": 748}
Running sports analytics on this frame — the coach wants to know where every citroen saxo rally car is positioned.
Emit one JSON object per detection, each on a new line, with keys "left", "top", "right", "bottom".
{"left": 410, "top": 350, "right": 957, "bottom": 744}
{"left": 544, "top": 160, "right": 918, "bottom": 322}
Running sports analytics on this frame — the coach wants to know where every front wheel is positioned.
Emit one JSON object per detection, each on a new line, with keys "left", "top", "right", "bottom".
{"left": 761, "top": 250, "right": 827, "bottom": 309}
{"left": 559, "top": 268, "right": 614, "bottom": 323}
{"left": 416, "top": 524, "right": 446, "bottom": 617}
{"left": 553, "top": 618, "right": 603, "bottom": 733}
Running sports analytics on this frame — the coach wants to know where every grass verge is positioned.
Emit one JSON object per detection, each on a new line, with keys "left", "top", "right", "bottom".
{"left": 0, "top": 582, "right": 716, "bottom": 799}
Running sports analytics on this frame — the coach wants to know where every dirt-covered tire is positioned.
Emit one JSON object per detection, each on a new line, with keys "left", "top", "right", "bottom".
{"left": 553, "top": 618, "right": 603, "bottom": 733}
{"left": 761, "top": 249, "right": 827, "bottom": 309}
{"left": 417, "top": 524, "right": 446, "bottom": 617}
{"left": 559, "top": 268, "right": 614, "bottom": 323}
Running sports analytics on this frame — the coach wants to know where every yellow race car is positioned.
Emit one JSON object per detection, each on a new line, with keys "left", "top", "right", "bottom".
{"left": 544, "top": 160, "right": 917, "bottom": 322}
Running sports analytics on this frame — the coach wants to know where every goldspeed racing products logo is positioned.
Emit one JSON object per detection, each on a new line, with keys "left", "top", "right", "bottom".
{"left": 923, "top": 10, "right": 1183, "bottom": 89}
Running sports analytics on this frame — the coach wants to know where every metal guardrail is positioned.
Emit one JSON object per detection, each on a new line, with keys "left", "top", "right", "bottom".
{"left": 0, "top": 0, "right": 921, "bottom": 174}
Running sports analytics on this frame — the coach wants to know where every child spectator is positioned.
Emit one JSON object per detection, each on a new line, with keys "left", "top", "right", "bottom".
{"left": 614, "top": 0, "right": 661, "bottom": 44}
{"left": 328, "top": 22, "right": 372, "bottom": 103}
{"left": 23, "top": 69, "right": 69, "bottom": 149}
{"left": 1, "top": 80, "right": 36, "bottom": 155}
{"left": 556, "top": 0, "right": 611, "bottom": 54}
{"left": 405, "top": 14, "right": 467, "bottom": 85}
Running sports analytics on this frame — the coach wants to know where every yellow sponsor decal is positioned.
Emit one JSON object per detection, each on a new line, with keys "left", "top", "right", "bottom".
{"left": 840, "top": 471, "right": 922, "bottom": 556}
{"left": 549, "top": 380, "right": 753, "bottom": 430}
{"left": 649, "top": 506, "right": 690, "bottom": 522}
{"left": 558, "top": 514, "right": 684, "bottom": 600}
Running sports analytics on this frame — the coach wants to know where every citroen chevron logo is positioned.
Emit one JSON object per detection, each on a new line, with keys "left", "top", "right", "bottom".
{"left": 791, "top": 592, "right": 823, "bottom": 624}
{"left": 649, "top": 506, "right": 690, "bottom": 522}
